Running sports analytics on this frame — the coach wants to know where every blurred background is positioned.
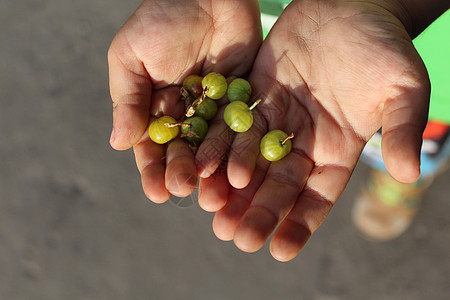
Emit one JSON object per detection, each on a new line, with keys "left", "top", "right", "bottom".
{"left": 1, "top": 0, "right": 449, "bottom": 299}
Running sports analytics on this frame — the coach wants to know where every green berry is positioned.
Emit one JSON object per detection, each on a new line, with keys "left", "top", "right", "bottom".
{"left": 182, "top": 75, "right": 203, "bottom": 98}
{"left": 224, "top": 99, "right": 260, "bottom": 133}
{"left": 260, "top": 130, "right": 294, "bottom": 161}
{"left": 227, "top": 78, "right": 252, "bottom": 103}
{"left": 193, "top": 96, "right": 218, "bottom": 121}
{"left": 202, "top": 72, "right": 227, "bottom": 100}
{"left": 148, "top": 116, "right": 179, "bottom": 144}
{"left": 181, "top": 117, "right": 208, "bottom": 143}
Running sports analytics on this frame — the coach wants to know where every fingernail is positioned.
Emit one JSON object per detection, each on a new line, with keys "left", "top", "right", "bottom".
{"left": 196, "top": 161, "right": 206, "bottom": 177}
{"left": 199, "top": 168, "right": 211, "bottom": 178}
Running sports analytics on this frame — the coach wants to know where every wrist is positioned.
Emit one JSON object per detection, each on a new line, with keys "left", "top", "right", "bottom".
{"left": 372, "top": 0, "right": 449, "bottom": 38}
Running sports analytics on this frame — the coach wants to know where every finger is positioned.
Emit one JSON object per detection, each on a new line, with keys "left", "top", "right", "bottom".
{"left": 133, "top": 134, "right": 170, "bottom": 204}
{"left": 198, "top": 161, "right": 229, "bottom": 212}
{"left": 381, "top": 84, "right": 429, "bottom": 183}
{"left": 132, "top": 86, "right": 188, "bottom": 202}
{"left": 195, "top": 105, "right": 234, "bottom": 178}
{"left": 150, "top": 86, "right": 185, "bottom": 119}
{"left": 212, "top": 155, "right": 270, "bottom": 241}
{"left": 194, "top": 75, "right": 254, "bottom": 179}
{"left": 108, "top": 35, "right": 152, "bottom": 151}
{"left": 233, "top": 148, "right": 314, "bottom": 253}
{"left": 269, "top": 164, "right": 353, "bottom": 262}
{"left": 227, "top": 110, "right": 266, "bottom": 189}
{"left": 165, "top": 139, "right": 198, "bottom": 198}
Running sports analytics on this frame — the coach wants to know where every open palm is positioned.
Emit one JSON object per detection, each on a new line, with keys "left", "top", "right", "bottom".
{"left": 197, "top": 0, "right": 430, "bottom": 261}
{"left": 108, "top": 0, "right": 262, "bottom": 202}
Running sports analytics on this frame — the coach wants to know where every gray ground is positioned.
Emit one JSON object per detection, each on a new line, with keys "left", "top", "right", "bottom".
{"left": 1, "top": 1, "right": 449, "bottom": 299}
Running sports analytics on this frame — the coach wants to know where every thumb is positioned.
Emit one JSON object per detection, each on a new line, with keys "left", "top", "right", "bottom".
{"left": 108, "top": 34, "right": 151, "bottom": 151}
{"left": 381, "top": 79, "right": 430, "bottom": 183}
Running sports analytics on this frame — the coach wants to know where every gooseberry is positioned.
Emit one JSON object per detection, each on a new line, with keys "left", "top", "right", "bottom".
{"left": 227, "top": 78, "right": 252, "bottom": 103}
{"left": 182, "top": 74, "right": 203, "bottom": 98}
{"left": 202, "top": 72, "right": 227, "bottom": 100}
{"left": 181, "top": 116, "right": 209, "bottom": 143}
{"left": 224, "top": 99, "right": 261, "bottom": 133}
{"left": 148, "top": 116, "right": 180, "bottom": 144}
{"left": 260, "top": 130, "right": 294, "bottom": 161}
{"left": 193, "top": 96, "right": 218, "bottom": 121}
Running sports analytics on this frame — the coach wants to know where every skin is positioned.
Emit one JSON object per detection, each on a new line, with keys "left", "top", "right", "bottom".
{"left": 196, "top": 0, "right": 448, "bottom": 261}
{"left": 109, "top": 0, "right": 448, "bottom": 261}
{"left": 108, "top": 0, "right": 262, "bottom": 202}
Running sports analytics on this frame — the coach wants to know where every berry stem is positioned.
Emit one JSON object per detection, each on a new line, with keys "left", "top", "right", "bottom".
{"left": 165, "top": 122, "right": 191, "bottom": 128}
{"left": 280, "top": 133, "right": 294, "bottom": 146}
{"left": 180, "top": 131, "right": 200, "bottom": 139}
{"left": 186, "top": 89, "right": 208, "bottom": 117}
{"left": 180, "top": 87, "right": 195, "bottom": 108}
{"left": 185, "top": 106, "right": 196, "bottom": 117}
{"left": 201, "top": 87, "right": 208, "bottom": 100}
{"left": 248, "top": 99, "right": 261, "bottom": 111}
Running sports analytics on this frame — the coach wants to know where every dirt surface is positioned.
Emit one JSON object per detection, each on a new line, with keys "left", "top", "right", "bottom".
{"left": 1, "top": 1, "right": 449, "bottom": 299}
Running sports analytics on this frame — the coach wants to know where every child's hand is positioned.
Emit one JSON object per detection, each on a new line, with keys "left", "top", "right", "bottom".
{"left": 108, "top": 0, "right": 261, "bottom": 202}
{"left": 198, "top": 0, "right": 432, "bottom": 261}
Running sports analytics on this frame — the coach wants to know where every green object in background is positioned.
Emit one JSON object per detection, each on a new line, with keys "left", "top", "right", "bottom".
{"left": 259, "top": 2, "right": 449, "bottom": 124}
{"left": 413, "top": 10, "right": 450, "bottom": 124}
{"left": 260, "top": 0, "right": 291, "bottom": 38}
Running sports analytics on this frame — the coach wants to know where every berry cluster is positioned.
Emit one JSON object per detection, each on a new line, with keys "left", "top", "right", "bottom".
{"left": 148, "top": 72, "right": 294, "bottom": 161}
